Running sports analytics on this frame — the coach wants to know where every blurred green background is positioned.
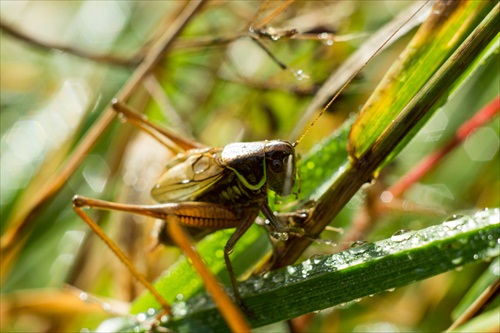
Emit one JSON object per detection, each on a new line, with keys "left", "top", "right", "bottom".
{"left": 1, "top": 1, "right": 498, "bottom": 332}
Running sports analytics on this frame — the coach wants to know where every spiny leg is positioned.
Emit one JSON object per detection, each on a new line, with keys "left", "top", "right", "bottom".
{"left": 260, "top": 202, "right": 290, "bottom": 241}
{"left": 111, "top": 99, "right": 204, "bottom": 154}
{"left": 166, "top": 216, "right": 250, "bottom": 332}
{"left": 73, "top": 195, "right": 251, "bottom": 329}
{"left": 72, "top": 197, "right": 171, "bottom": 314}
{"left": 223, "top": 213, "right": 258, "bottom": 307}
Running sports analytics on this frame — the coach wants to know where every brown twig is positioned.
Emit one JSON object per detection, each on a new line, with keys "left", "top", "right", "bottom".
{"left": 341, "top": 96, "right": 499, "bottom": 246}
{"left": 0, "top": 21, "right": 142, "bottom": 66}
{"left": 251, "top": 0, "right": 295, "bottom": 31}
{"left": 446, "top": 278, "right": 500, "bottom": 331}
{"left": 1, "top": 1, "right": 206, "bottom": 256}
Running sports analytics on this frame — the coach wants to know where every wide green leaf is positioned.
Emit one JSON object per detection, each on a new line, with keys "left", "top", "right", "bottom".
{"left": 106, "top": 209, "right": 499, "bottom": 332}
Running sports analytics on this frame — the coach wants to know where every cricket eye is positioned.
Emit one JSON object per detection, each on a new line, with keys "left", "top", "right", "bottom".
{"left": 270, "top": 157, "right": 284, "bottom": 173}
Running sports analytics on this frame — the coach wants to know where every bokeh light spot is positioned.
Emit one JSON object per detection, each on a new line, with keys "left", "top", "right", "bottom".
{"left": 82, "top": 155, "right": 111, "bottom": 193}
{"left": 463, "top": 127, "right": 499, "bottom": 161}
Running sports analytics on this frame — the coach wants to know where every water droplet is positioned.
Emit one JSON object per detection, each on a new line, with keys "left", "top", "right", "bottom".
{"left": 353, "top": 298, "right": 362, "bottom": 302}
{"left": 350, "top": 240, "right": 368, "bottom": 248}
{"left": 287, "top": 266, "right": 297, "bottom": 275}
{"left": 79, "top": 292, "right": 88, "bottom": 301}
{"left": 325, "top": 239, "right": 337, "bottom": 246}
{"left": 301, "top": 259, "right": 313, "bottom": 277}
{"left": 197, "top": 295, "right": 208, "bottom": 307}
{"left": 293, "top": 69, "right": 310, "bottom": 81}
{"left": 160, "top": 314, "right": 170, "bottom": 323}
{"left": 253, "top": 279, "right": 264, "bottom": 289}
{"left": 324, "top": 257, "right": 336, "bottom": 267}
{"left": 391, "top": 229, "right": 414, "bottom": 242}
{"left": 443, "top": 217, "right": 466, "bottom": 231}
{"left": 176, "top": 293, "right": 184, "bottom": 301}
{"left": 117, "top": 113, "right": 128, "bottom": 123}
{"left": 310, "top": 254, "right": 323, "bottom": 264}
{"left": 323, "top": 39, "right": 334, "bottom": 46}
{"left": 444, "top": 214, "right": 465, "bottom": 221}
{"left": 147, "top": 308, "right": 156, "bottom": 316}
{"left": 272, "top": 231, "right": 289, "bottom": 241}
{"left": 318, "top": 32, "right": 334, "bottom": 46}
{"left": 451, "top": 257, "right": 463, "bottom": 265}
{"left": 173, "top": 301, "right": 188, "bottom": 316}
{"left": 386, "top": 287, "right": 396, "bottom": 293}
{"left": 272, "top": 273, "right": 284, "bottom": 283}
{"left": 137, "top": 313, "right": 147, "bottom": 321}
{"left": 350, "top": 241, "right": 370, "bottom": 255}
{"left": 317, "top": 238, "right": 337, "bottom": 246}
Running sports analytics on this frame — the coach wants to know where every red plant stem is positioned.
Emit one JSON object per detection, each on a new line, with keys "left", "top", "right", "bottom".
{"left": 388, "top": 95, "right": 500, "bottom": 197}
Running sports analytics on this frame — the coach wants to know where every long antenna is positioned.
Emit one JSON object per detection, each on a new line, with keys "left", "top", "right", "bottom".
{"left": 293, "top": 1, "right": 430, "bottom": 147}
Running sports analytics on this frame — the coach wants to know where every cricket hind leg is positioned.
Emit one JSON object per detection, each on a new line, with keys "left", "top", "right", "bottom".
{"left": 72, "top": 195, "right": 251, "bottom": 331}
{"left": 111, "top": 99, "right": 204, "bottom": 154}
{"left": 72, "top": 197, "right": 171, "bottom": 314}
{"left": 165, "top": 217, "right": 250, "bottom": 332}
{"left": 223, "top": 210, "right": 260, "bottom": 314}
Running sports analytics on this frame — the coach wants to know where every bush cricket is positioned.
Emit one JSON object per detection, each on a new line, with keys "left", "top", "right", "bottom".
{"left": 68, "top": 1, "right": 432, "bottom": 330}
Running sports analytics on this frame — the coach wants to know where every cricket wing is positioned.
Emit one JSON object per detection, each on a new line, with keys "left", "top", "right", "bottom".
{"left": 151, "top": 148, "right": 225, "bottom": 203}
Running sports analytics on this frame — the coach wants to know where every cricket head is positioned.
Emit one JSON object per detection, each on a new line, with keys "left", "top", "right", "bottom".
{"left": 222, "top": 140, "right": 296, "bottom": 196}
{"left": 264, "top": 140, "right": 296, "bottom": 196}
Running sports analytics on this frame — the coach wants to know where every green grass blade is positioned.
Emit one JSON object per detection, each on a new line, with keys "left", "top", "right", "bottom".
{"left": 113, "top": 208, "right": 499, "bottom": 332}
{"left": 348, "top": 1, "right": 496, "bottom": 160}
{"left": 130, "top": 225, "right": 270, "bottom": 314}
{"left": 449, "top": 309, "right": 500, "bottom": 333}
{"left": 451, "top": 257, "right": 500, "bottom": 321}
{"left": 271, "top": 1, "right": 500, "bottom": 270}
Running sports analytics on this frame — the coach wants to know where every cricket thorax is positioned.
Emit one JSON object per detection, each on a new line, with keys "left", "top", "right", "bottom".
{"left": 222, "top": 140, "right": 296, "bottom": 197}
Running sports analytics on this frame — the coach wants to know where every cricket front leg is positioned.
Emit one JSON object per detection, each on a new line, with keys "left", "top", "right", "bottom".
{"left": 260, "top": 202, "right": 290, "bottom": 241}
